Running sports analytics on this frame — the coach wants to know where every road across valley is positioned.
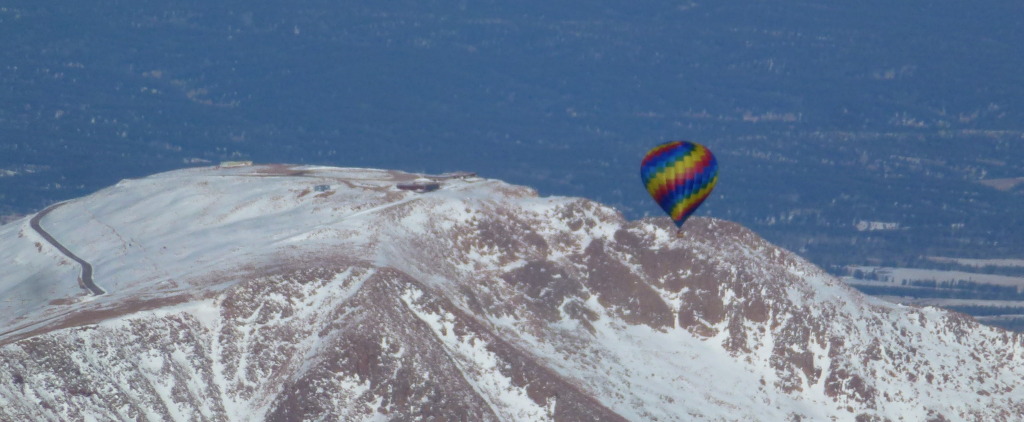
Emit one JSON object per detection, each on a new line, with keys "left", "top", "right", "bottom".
{"left": 30, "top": 202, "right": 105, "bottom": 295}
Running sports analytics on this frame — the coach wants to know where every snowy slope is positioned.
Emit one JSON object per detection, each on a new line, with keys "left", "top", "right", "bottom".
{"left": 1, "top": 164, "right": 1022, "bottom": 421}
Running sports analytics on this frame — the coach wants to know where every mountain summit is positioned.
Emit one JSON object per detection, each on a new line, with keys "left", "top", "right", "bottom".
{"left": 1, "top": 165, "right": 1021, "bottom": 421}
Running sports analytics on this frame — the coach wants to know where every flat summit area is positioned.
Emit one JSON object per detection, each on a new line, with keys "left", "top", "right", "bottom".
{"left": 1, "top": 165, "right": 1022, "bottom": 421}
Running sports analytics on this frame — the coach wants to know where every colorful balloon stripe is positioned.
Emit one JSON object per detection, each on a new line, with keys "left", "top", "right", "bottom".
{"left": 641, "top": 141, "right": 718, "bottom": 228}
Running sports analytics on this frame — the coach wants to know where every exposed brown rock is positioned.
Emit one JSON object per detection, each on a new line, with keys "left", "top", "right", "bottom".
{"left": 2, "top": 168, "right": 1023, "bottom": 421}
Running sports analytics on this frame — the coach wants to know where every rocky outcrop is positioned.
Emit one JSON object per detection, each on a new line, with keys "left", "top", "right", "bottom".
{"left": 0, "top": 165, "right": 1021, "bottom": 421}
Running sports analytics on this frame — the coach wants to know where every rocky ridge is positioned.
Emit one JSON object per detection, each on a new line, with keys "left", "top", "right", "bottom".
{"left": 0, "top": 165, "right": 1021, "bottom": 421}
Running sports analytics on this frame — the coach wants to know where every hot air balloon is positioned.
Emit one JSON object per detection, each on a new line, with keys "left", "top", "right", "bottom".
{"left": 640, "top": 141, "right": 718, "bottom": 231}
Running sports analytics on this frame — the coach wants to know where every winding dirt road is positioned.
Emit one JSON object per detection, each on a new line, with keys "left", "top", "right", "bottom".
{"left": 30, "top": 202, "right": 105, "bottom": 295}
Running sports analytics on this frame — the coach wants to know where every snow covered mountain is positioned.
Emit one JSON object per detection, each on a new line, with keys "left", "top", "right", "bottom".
{"left": 1, "top": 164, "right": 1022, "bottom": 421}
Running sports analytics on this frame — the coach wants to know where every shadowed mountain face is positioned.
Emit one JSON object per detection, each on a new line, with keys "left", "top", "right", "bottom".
{"left": 0, "top": 165, "right": 1021, "bottom": 421}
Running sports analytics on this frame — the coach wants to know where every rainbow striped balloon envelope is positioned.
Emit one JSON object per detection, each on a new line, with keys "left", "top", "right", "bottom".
{"left": 640, "top": 141, "right": 719, "bottom": 228}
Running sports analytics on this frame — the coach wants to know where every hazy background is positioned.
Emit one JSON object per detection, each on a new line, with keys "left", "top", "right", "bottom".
{"left": 3, "top": 1, "right": 1023, "bottom": 326}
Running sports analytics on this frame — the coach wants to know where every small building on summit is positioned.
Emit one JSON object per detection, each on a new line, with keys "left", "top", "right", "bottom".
{"left": 429, "top": 171, "right": 477, "bottom": 181}
{"left": 396, "top": 181, "right": 441, "bottom": 193}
